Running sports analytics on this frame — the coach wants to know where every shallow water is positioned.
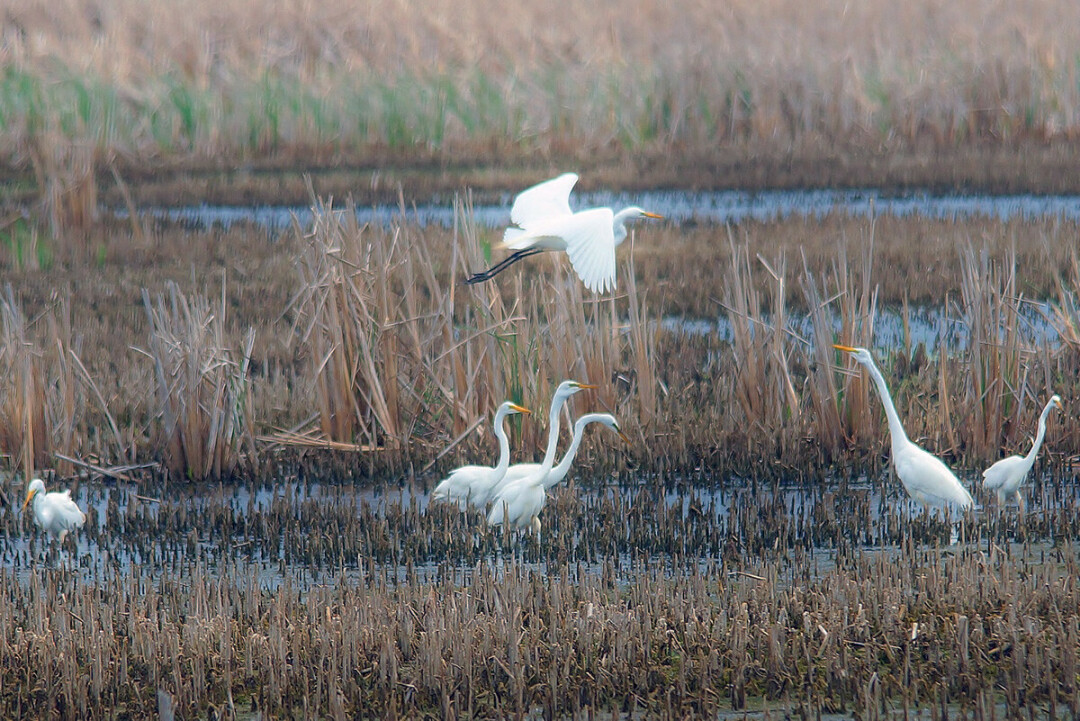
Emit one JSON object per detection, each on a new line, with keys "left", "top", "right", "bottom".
{"left": 663, "top": 301, "right": 1060, "bottom": 351}
{"left": 5, "top": 472, "right": 1075, "bottom": 593}
{"left": 136, "top": 188, "right": 1080, "bottom": 234}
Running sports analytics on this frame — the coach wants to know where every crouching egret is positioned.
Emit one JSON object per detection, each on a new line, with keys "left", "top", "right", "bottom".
{"left": 833, "top": 345, "right": 974, "bottom": 510}
{"left": 487, "top": 413, "right": 630, "bottom": 539}
{"left": 23, "top": 478, "right": 86, "bottom": 542}
{"left": 464, "top": 173, "right": 662, "bottom": 293}
{"left": 983, "top": 394, "right": 1061, "bottom": 515}
{"left": 430, "top": 401, "right": 530, "bottom": 508}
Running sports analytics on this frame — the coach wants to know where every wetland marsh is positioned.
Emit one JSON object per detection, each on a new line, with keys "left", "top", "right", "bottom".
{"left": 4, "top": 0, "right": 1080, "bottom": 717}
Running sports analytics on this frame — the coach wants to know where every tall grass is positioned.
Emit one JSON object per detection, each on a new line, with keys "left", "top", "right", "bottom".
{"left": 140, "top": 281, "right": 256, "bottom": 481}
{"left": 286, "top": 188, "right": 659, "bottom": 471}
{"left": 1, "top": 0, "right": 1078, "bottom": 169}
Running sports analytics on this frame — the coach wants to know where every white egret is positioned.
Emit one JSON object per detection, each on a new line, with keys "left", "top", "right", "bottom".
{"left": 982, "top": 394, "right": 1061, "bottom": 515}
{"left": 489, "top": 412, "right": 629, "bottom": 498}
{"left": 487, "top": 413, "right": 629, "bottom": 538}
{"left": 464, "top": 379, "right": 595, "bottom": 509}
{"left": 464, "top": 173, "right": 663, "bottom": 293}
{"left": 430, "top": 401, "right": 531, "bottom": 508}
{"left": 23, "top": 478, "right": 86, "bottom": 543}
{"left": 834, "top": 345, "right": 974, "bottom": 510}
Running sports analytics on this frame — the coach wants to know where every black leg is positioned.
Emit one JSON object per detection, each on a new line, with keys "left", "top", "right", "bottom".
{"left": 464, "top": 248, "right": 545, "bottom": 285}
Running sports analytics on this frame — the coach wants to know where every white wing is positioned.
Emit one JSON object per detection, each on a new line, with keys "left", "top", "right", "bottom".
{"left": 895, "top": 446, "right": 973, "bottom": 508}
{"left": 510, "top": 173, "right": 578, "bottom": 230}
{"left": 562, "top": 207, "right": 617, "bottom": 293}
{"left": 981, "top": 454, "right": 1027, "bottom": 492}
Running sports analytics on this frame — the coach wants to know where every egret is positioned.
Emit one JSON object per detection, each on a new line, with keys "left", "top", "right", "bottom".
{"left": 464, "top": 173, "right": 662, "bottom": 293}
{"left": 982, "top": 394, "right": 1061, "bottom": 515}
{"left": 22, "top": 478, "right": 86, "bottom": 543}
{"left": 833, "top": 345, "right": 974, "bottom": 510}
{"left": 489, "top": 412, "right": 629, "bottom": 499}
{"left": 430, "top": 401, "right": 531, "bottom": 508}
{"left": 463, "top": 379, "right": 595, "bottom": 509}
{"left": 487, "top": 413, "right": 629, "bottom": 538}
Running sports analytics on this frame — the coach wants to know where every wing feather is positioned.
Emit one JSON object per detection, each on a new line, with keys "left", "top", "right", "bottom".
{"left": 562, "top": 207, "right": 617, "bottom": 293}
{"left": 510, "top": 173, "right": 578, "bottom": 230}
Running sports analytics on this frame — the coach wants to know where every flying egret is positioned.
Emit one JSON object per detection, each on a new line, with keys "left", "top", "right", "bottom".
{"left": 833, "top": 345, "right": 974, "bottom": 510}
{"left": 23, "top": 478, "right": 86, "bottom": 543}
{"left": 464, "top": 173, "right": 663, "bottom": 293}
{"left": 430, "top": 401, "right": 531, "bottom": 508}
{"left": 489, "top": 412, "right": 629, "bottom": 499}
{"left": 461, "top": 379, "right": 595, "bottom": 509}
{"left": 487, "top": 413, "right": 629, "bottom": 538}
{"left": 982, "top": 394, "right": 1061, "bottom": 515}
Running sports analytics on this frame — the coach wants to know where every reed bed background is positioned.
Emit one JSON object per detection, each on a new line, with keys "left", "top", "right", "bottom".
{"left": 4, "top": 0, "right": 1080, "bottom": 236}
{"left": 1, "top": 202, "right": 1079, "bottom": 483}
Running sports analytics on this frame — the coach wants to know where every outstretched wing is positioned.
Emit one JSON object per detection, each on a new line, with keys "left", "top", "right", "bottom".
{"left": 509, "top": 173, "right": 578, "bottom": 231}
{"left": 562, "top": 207, "right": 617, "bottom": 293}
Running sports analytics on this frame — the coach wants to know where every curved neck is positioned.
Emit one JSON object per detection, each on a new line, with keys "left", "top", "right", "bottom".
{"left": 546, "top": 415, "right": 594, "bottom": 488}
{"left": 1025, "top": 402, "right": 1054, "bottom": 463}
{"left": 861, "top": 359, "right": 910, "bottom": 452}
{"left": 612, "top": 208, "right": 637, "bottom": 247}
{"left": 539, "top": 392, "right": 568, "bottom": 470}
{"left": 492, "top": 407, "right": 514, "bottom": 474}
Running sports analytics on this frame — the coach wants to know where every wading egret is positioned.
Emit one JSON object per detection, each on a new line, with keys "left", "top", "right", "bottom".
{"left": 465, "top": 379, "right": 595, "bottom": 508}
{"left": 23, "top": 478, "right": 86, "bottom": 542}
{"left": 489, "top": 412, "right": 629, "bottom": 499}
{"left": 833, "top": 345, "right": 974, "bottom": 510}
{"left": 464, "top": 173, "right": 662, "bottom": 293}
{"left": 982, "top": 394, "right": 1061, "bottom": 515}
{"left": 430, "top": 401, "right": 531, "bottom": 508}
{"left": 487, "top": 413, "right": 629, "bottom": 538}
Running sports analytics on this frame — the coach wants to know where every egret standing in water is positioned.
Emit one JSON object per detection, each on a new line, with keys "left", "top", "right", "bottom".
{"left": 466, "top": 379, "right": 595, "bottom": 509}
{"left": 430, "top": 401, "right": 531, "bottom": 508}
{"left": 833, "top": 345, "right": 974, "bottom": 510}
{"left": 465, "top": 173, "right": 663, "bottom": 293}
{"left": 23, "top": 478, "right": 86, "bottom": 543}
{"left": 982, "top": 394, "right": 1061, "bottom": 515}
{"left": 487, "top": 413, "right": 630, "bottom": 539}
{"left": 488, "top": 412, "right": 629, "bottom": 500}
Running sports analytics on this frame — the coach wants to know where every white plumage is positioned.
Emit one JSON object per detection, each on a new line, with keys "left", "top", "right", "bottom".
{"left": 834, "top": 345, "right": 974, "bottom": 510}
{"left": 983, "top": 394, "right": 1061, "bottom": 515}
{"left": 487, "top": 413, "right": 629, "bottom": 539}
{"left": 466, "top": 173, "right": 662, "bottom": 293}
{"left": 429, "top": 401, "right": 530, "bottom": 509}
{"left": 23, "top": 478, "right": 86, "bottom": 543}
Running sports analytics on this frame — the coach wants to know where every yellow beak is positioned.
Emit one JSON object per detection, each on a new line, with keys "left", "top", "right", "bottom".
{"left": 509, "top": 403, "right": 531, "bottom": 415}
{"left": 641, "top": 211, "right": 664, "bottom": 219}
{"left": 22, "top": 488, "right": 35, "bottom": 512}
{"left": 616, "top": 430, "right": 632, "bottom": 445}
{"left": 576, "top": 383, "right": 599, "bottom": 390}
{"left": 832, "top": 344, "right": 857, "bottom": 353}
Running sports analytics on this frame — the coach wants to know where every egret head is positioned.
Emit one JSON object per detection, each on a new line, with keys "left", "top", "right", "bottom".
{"left": 618, "top": 206, "right": 664, "bottom": 223}
{"left": 554, "top": 379, "right": 597, "bottom": 401}
{"left": 595, "top": 414, "right": 631, "bottom": 445}
{"left": 22, "top": 478, "right": 45, "bottom": 511}
{"left": 833, "top": 344, "right": 876, "bottom": 368}
{"left": 1051, "top": 394, "right": 1063, "bottom": 410}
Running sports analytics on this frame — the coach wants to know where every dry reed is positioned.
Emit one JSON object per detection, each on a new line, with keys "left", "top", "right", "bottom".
{"left": 140, "top": 281, "right": 256, "bottom": 481}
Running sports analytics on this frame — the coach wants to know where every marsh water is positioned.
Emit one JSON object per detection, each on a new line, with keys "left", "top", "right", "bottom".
{"left": 140, "top": 188, "right": 1080, "bottom": 233}
{"left": 6, "top": 473, "right": 1078, "bottom": 593}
